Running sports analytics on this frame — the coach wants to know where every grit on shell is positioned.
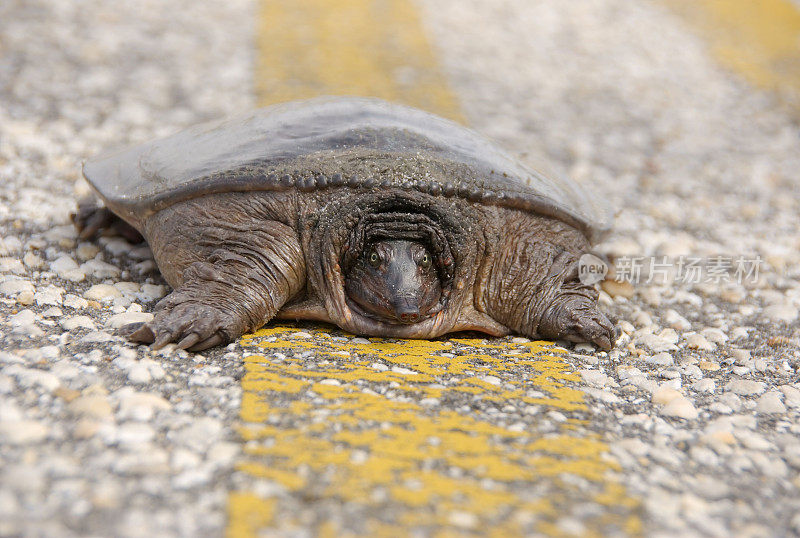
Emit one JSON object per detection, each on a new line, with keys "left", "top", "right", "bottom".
{"left": 1, "top": 0, "right": 799, "bottom": 536}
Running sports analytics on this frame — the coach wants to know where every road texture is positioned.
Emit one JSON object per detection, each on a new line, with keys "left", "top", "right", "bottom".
{"left": 1, "top": 0, "right": 799, "bottom": 537}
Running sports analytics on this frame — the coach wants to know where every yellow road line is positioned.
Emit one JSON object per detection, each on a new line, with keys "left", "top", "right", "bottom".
{"left": 664, "top": 0, "right": 800, "bottom": 104}
{"left": 229, "top": 327, "right": 640, "bottom": 536}
{"left": 228, "top": 0, "right": 641, "bottom": 535}
{"left": 255, "top": 0, "right": 463, "bottom": 121}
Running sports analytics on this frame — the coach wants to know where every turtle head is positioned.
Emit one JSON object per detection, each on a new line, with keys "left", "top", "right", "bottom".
{"left": 344, "top": 240, "right": 443, "bottom": 324}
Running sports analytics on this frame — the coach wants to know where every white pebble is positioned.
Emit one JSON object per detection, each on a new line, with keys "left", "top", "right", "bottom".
{"left": 0, "top": 279, "right": 34, "bottom": 297}
{"left": 724, "top": 379, "right": 766, "bottom": 396}
{"left": 0, "top": 257, "right": 25, "bottom": 274}
{"left": 137, "top": 283, "right": 168, "bottom": 302}
{"left": 0, "top": 420, "right": 48, "bottom": 444}
{"left": 75, "top": 243, "right": 100, "bottom": 260}
{"left": 661, "top": 396, "right": 698, "bottom": 420}
{"left": 579, "top": 369, "right": 610, "bottom": 387}
{"left": 34, "top": 285, "right": 63, "bottom": 306}
{"left": 126, "top": 363, "right": 152, "bottom": 384}
{"left": 22, "top": 252, "right": 44, "bottom": 269}
{"left": 106, "top": 311, "right": 153, "bottom": 329}
{"left": 80, "top": 258, "right": 121, "bottom": 279}
{"left": 756, "top": 391, "right": 786, "bottom": 414}
{"left": 63, "top": 294, "right": 89, "bottom": 309}
{"left": 50, "top": 255, "right": 85, "bottom": 282}
{"left": 684, "top": 333, "right": 715, "bottom": 351}
{"left": 61, "top": 316, "right": 96, "bottom": 331}
{"left": 9, "top": 309, "right": 37, "bottom": 327}
{"left": 692, "top": 379, "right": 715, "bottom": 393}
{"left": 762, "top": 303, "right": 798, "bottom": 322}
{"left": 84, "top": 284, "right": 122, "bottom": 302}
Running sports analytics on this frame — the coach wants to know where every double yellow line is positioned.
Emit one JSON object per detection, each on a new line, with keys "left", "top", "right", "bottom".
{"left": 226, "top": 0, "right": 644, "bottom": 536}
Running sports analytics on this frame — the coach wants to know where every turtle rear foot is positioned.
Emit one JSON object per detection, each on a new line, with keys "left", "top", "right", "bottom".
{"left": 71, "top": 198, "right": 144, "bottom": 243}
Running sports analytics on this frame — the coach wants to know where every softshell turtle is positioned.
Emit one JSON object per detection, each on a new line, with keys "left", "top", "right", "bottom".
{"left": 74, "top": 97, "right": 617, "bottom": 351}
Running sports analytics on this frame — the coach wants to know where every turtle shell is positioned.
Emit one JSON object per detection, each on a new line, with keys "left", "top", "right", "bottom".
{"left": 83, "top": 97, "right": 611, "bottom": 241}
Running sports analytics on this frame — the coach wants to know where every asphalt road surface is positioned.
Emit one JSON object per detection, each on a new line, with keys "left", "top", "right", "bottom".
{"left": 1, "top": 0, "right": 799, "bottom": 536}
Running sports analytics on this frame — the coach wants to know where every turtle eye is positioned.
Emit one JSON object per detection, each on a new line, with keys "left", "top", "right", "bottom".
{"left": 368, "top": 250, "right": 381, "bottom": 267}
{"left": 419, "top": 253, "right": 431, "bottom": 269}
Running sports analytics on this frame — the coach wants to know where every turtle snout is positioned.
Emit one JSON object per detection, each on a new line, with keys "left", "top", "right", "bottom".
{"left": 392, "top": 297, "right": 421, "bottom": 324}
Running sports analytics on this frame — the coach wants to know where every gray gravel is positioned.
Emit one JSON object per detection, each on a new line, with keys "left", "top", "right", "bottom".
{"left": 1, "top": 0, "right": 799, "bottom": 536}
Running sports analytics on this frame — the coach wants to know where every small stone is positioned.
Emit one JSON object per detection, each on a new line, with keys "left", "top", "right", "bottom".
{"left": 601, "top": 279, "right": 635, "bottom": 298}
{"left": 724, "top": 379, "right": 766, "bottom": 396}
{"left": 652, "top": 386, "right": 682, "bottom": 405}
{"left": 0, "top": 279, "right": 34, "bottom": 297}
{"left": 53, "top": 386, "right": 81, "bottom": 402}
{"left": 730, "top": 348, "right": 751, "bottom": 362}
{"left": 22, "top": 251, "right": 44, "bottom": 269}
{"left": 637, "top": 333, "right": 677, "bottom": 353}
{"left": 0, "top": 257, "right": 25, "bottom": 274}
{"left": 114, "top": 282, "right": 140, "bottom": 295}
{"left": 81, "top": 331, "right": 114, "bottom": 343}
{"left": 697, "top": 360, "right": 720, "bottom": 372}
{"left": 107, "top": 311, "right": 153, "bottom": 329}
{"left": 0, "top": 420, "right": 48, "bottom": 444}
{"left": 73, "top": 419, "right": 100, "bottom": 439}
{"left": 13, "top": 367, "right": 60, "bottom": 391}
{"left": 116, "top": 423, "right": 156, "bottom": 446}
{"left": 756, "top": 391, "right": 786, "bottom": 414}
{"left": 735, "top": 431, "right": 773, "bottom": 451}
{"left": 63, "top": 294, "right": 89, "bottom": 309}
{"left": 84, "top": 284, "right": 122, "bottom": 302}
{"left": 116, "top": 390, "right": 171, "bottom": 421}
{"left": 50, "top": 255, "right": 85, "bottom": 282}
{"left": 701, "top": 328, "right": 728, "bottom": 344}
{"left": 645, "top": 352, "right": 674, "bottom": 366}
{"left": 579, "top": 369, "right": 610, "bottom": 387}
{"left": 68, "top": 395, "right": 113, "bottom": 419}
{"left": 61, "top": 316, "right": 96, "bottom": 331}
{"left": 41, "top": 307, "right": 62, "bottom": 317}
{"left": 718, "top": 392, "right": 742, "bottom": 412}
{"left": 34, "top": 285, "right": 63, "bottom": 306}
{"left": 9, "top": 309, "right": 37, "bottom": 327}
{"left": 684, "top": 333, "right": 715, "bottom": 351}
{"left": 16, "top": 291, "right": 34, "bottom": 305}
{"left": 779, "top": 385, "right": 800, "bottom": 408}
{"left": 763, "top": 303, "right": 798, "bottom": 322}
{"left": 80, "top": 258, "right": 121, "bottom": 279}
{"left": 137, "top": 283, "right": 168, "bottom": 301}
{"left": 75, "top": 243, "right": 100, "bottom": 260}
{"left": 692, "top": 379, "right": 715, "bottom": 393}
{"left": 661, "top": 396, "right": 698, "bottom": 419}
{"left": 126, "top": 363, "right": 152, "bottom": 384}
{"left": 0, "top": 236, "right": 21, "bottom": 255}
{"left": 663, "top": 309, "right": 691, "bottom": 331}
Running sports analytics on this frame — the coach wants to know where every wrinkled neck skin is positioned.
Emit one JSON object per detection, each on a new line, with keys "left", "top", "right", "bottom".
{"left": 304, "top": 189, "right": 485, "bottom": 338}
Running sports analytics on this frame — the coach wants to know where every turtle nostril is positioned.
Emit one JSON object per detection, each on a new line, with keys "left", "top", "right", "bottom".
{"left": 399, "top": 311, "right": 420, "bottom": 323}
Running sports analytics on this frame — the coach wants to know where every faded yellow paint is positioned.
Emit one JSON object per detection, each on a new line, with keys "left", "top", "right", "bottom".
{"left": 255, "top": 0, "right": 464, "bottom": 121}
{"left": 665, "top": 0, "right": 800, "bottom": 104}
{"left": 228, "top": 326, "right": 640, "bottom": 535}
{"left": 229, "top": 0, "right": 643, "bottom": 534}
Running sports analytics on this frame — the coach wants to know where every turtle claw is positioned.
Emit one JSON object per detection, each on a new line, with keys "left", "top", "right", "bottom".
{"left": 538, "top": 293, "right": 618, "bottom": 351}
{"left": 188, "top": 332, "right": 225, "bottom": 352}
{"left": 176, "top": 333, "right": 201, "bottom": 350}
{"left": 123, "top": 294, "right": 237, "bottom": 352}
{"left": 126, "top": 323, "right": 155, "bottom": 344}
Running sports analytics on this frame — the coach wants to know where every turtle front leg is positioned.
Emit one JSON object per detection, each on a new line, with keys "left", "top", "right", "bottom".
{"left": 130, "top": 217, "right": 306, "bottom": 351}
{"left": 482, "top": 224, "right": 616, "bottom": 350}
{"left": 536, "top": 282, "right": 616, "bottom": 351}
